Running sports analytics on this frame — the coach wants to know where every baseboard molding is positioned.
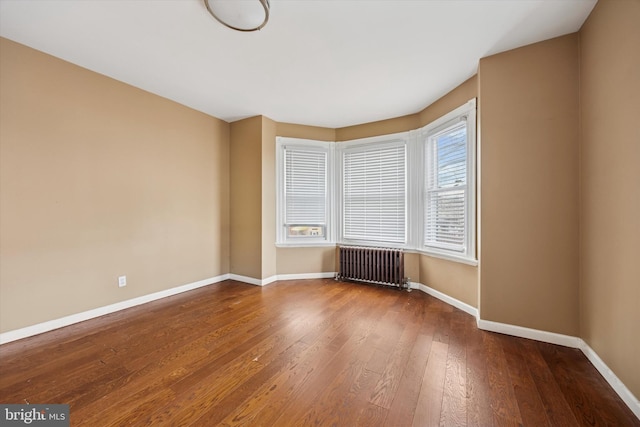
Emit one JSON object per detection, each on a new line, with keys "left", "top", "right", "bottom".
{"left": 229, "top": 272, "right": 336, "bottom": 286}
{"left": 410, "top": 281, "right": 478, "bottom": 318}
{"left": 408, "top": 280, "right": 638, "bottom": 418}
{"left": 1, "top": 272, "right": 335, "bottom": 344}
{"left": 228, "top": 274, "right": 265, "bottom": 286}
{"left": 477, "top": 318, "right": 582, "bottom": 348}
{"left": 276, "top": 272, "right": 336, "bottom": 281}
{"left": 579, "top": 341, "right": 640, "bottom": 419}
{"left": 0, "top": 274, "right": 231, "bottom": 345}
{"left": 477, "top": 318, "right": 639, "bottom": 419}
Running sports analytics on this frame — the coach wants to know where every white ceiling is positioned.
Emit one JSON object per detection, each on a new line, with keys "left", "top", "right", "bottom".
{"left": 0, "top": 0, "right": 596, "bottom": 128}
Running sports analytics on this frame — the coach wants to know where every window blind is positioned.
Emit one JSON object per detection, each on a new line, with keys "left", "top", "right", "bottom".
{"left": 424, "top": 120, "right": 467, "bottom": 251}
{"left": 284, "top": 147, "right": 327, "bottom": 227}
{"left": 343, "top": 144, "right": 406, "bottom": 243}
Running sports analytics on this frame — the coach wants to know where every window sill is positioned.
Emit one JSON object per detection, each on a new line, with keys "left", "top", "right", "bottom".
{"left": 409, "top": 248, "right": 478, "bottom": 266}
{"left": 275, "top": 242, "right": 337, "bottom": 249}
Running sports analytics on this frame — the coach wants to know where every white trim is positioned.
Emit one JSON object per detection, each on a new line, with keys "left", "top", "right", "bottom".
{"left": 409, "top": 278, "right": 638, "bottom": 419}
{"left": 275, "top": 137, "right": 335, "bottom": 246}
{"left": 1, "top": 272, "right": 337, "bottom": 344}
{"left": 0, "top": 274, "right": 230, "bottom": 345}
{"left": 230, "top": 272, "right": 337, "bottom": 286}
{"left": 228, "top": 273, "right": 267, "bottom": 286}
{"left": 336, "top": 133, "right": 410, "bottom": 246}
{"left": 410, "top": 281, "right": 478, "bottom": 318}
{"left": 477, "top": 318, "right": 582, "bottom": 348}
{"left": 476, "top": 318, "right": 640, "bottom": 419}
{"left": 277, "top": 272, "right": 337, "bottom": 281}
{"left": 414, "top": 248, "right": 479, "bottom": 266}
{"left": 422, "top": 99, "right": 477, "bottom": 132}
{"left": 262, "top": 275, "right": 278, "bottom": 286}
{"left": 275, "top": 242, "right": 337, "bottom": 248}
{"left": 419, "top": 98, "right": 477, "bottom": 262}
{"left": 579, "top": 341, "right": 640, "bottom": 419}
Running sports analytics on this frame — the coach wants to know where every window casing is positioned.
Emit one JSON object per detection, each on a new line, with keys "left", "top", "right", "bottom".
{"left": 420, "top": 100, "right": 476, "bottom": 262}
{"left": 276, "top": 138, "right": 333, "bottom": 246}
{"left": 338, "top": 137, "right": 407, "bottom": 245}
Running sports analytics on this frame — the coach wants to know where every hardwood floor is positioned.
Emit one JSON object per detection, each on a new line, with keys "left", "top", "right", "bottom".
{"left": 0, "top": 279, "right": 637, "bottom": 426}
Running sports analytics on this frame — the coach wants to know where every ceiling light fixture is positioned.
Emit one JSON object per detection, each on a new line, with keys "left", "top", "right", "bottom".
{"left": 204, "top": 0, "right": 270, "bottom": 32}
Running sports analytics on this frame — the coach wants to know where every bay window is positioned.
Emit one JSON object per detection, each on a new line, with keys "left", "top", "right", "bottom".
{"left": 275, "top": 99, "right": 476, "bottom": 264}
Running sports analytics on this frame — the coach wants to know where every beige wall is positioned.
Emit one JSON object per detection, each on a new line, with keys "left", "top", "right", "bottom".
{"left": 336, "top": 114, "right": 420, "bottom": 142}
{"left": 261, "top": 117, "right": 277, "bottom": 279}
{"left": 275, "top": 123, "right": 335, "bottom": 142}
{"left": 579, "top": 0, "right": 640, "bottom": 398}
{"left": 276, "top": 247, "right": 336, "bottom": 275}
{"left": 334, "top": 75, "right": 477, "bottom": 142}
{"left": 419, "top": 256, "right": 478, "bottom": 307}
{"left": 0, "top": 38, "right": 230, "bottom": 332}
{"left": 419, "top": 76, "right": 477, "bottom": 127}
{"left": 478, "top": 34, "right": 580, "bottom": 336}
{"left": 229, "top": 116, "right": 263, "bottom": 279}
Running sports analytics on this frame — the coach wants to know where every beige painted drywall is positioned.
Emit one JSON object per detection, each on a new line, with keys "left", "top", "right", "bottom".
{"left": 230, "top": 119, "right": 340, "bottom": 278}
{"left": 276, "top": 247, "right": 336, "bottom": 275}
{"left": 579, "top": 0, "right": 640, "bottom": 399}
{"left": 276, "top": 122, "right": 336, "bottom": 142}
{"left": 0, "top": 38, "right": 230, "bottom": 333}
{"left": 404, "top": 252, "right": 419, "bottom": 285}
{"left": 261, "top": 117, "right": 278, "bottom": 279}
{"left": 335, "top": 113, "right": 420, "bottom": 142}
{"left": 478, "top": 34, "right": 580, "bottom": 336}
{"left": 334, "top": 75, "right": 477, "bottom": 143}
{"left": 229, "top": 116, "right": 263, "bottom": 279}
{"left": 418, "top": 76, "right": 478, "bottom": 127}
{"left": 419, "top": 256, "right": 478, "bottom": 307}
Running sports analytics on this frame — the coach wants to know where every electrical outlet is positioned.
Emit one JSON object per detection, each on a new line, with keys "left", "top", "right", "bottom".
{"left": 118, "top": 276, "right": 127, "bottom": 288}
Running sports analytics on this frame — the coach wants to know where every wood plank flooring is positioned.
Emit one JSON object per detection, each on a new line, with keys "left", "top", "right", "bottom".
{"left": 0, "top": 279, "right": 637, "bottom": 426}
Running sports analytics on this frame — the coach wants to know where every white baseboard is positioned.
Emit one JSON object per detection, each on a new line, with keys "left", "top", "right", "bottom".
{"left": 579, "top": 341, "right": 640, "bottom": 419}
{"left": 228, "top": 273, "right": 267, "bottom": 286}
{"left": 410, "top": 281, "right": 478, "bottom": 318}
{"left": 0, "top": 274, "right": 230, "bottom": 345}
{"left": 476, "top": 318, "right": 582, "bottom": 348}
{"left": 277, "top": 272, "right": 336, "bottom": 281}
{"left": 476, "top": 318, "right": 639, "bottom": 419}
{"left": 229, "top": 272, "right": 336, "bottom": 286}
{"left": 409, "top": 280, "right": 638, "bottom": 419}
{"left": 0, "top": 272, "right": 335, "bottom": 344}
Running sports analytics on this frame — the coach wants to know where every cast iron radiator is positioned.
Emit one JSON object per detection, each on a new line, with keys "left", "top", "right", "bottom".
{"left": 336, "top": 246, "right": 408, "bottom": 289}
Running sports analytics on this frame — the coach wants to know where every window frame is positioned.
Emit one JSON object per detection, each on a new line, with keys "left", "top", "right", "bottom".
{"left": 275, "top": 137, "right": 335, "bottom": 247}
{"left": 274, "top": 99, "right": 477, "bottom": 265}
{"left": 418, "top": 99, "right": 477, "bottom": 264}
{"left": 335, "top": 132, "right": 410, "bottom": 248}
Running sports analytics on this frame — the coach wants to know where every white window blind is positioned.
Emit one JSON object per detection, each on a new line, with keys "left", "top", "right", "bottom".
{"left": 283, "top": 147, "right": 327, "bottom": 239}
{"left": 424, "top": 120, "right": 468, "bottom": 252}
{"left": 343, "top": 143, "right": 406, "bottom": 244}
